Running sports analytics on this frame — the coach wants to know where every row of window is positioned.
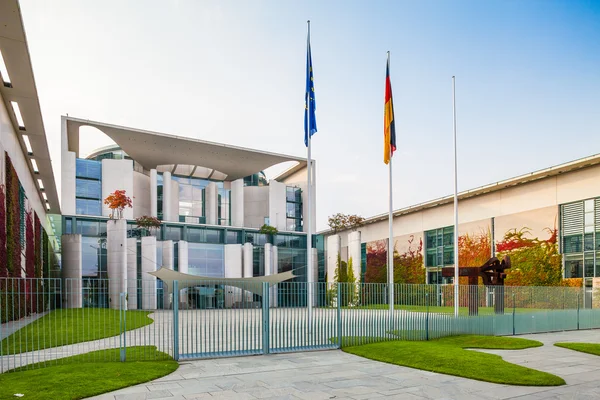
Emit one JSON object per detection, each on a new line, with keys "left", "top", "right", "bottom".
{"left": 64, "top": 217, "right": 308, "bottom": 248}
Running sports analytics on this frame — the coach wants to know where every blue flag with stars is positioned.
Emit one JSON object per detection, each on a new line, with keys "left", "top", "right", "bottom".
{"left": 304, "top": 30, "right": 317, "bottom": 147}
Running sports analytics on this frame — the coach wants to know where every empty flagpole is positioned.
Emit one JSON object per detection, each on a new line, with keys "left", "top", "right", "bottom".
{"left": 452, "top": 76, "right": 459, "bottom": 318}
{"left": 387, "top": 51, "right": 394, "bottom": 318}
{"left": 306, "top": 20, "right": 314, "bottom": 323}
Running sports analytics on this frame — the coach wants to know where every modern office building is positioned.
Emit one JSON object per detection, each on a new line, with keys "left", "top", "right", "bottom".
{"left": 323, "top": 154, "right": 600, "bottom": 305}
{"left": 59, "top": 117, "right": 319, "bottom": 309}
{"left": 0, "top": 0, "right": 61, "bottom": 285}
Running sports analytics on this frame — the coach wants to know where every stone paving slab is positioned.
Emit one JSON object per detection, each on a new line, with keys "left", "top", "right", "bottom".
{"left": 88, "top": 329, "right": 600, "bottom": 400}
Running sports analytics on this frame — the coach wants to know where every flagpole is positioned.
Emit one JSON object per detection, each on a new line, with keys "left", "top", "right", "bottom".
{"left": 387, "top": 51, "right": 394, "bottom": 319}
{"left": 452, "top": 76, "right": 459, "bottom": 318}
{"left": 306, "top": 20, "right": 314, "bottom": 325}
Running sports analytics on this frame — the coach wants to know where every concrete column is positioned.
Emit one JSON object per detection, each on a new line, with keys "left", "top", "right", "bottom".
{"left": 61, "top": 151, "right": 76, "bottom": 216}
{"left": 311, "top": 248, "right": 319, "bottom": 305}
{"left": 107, "top": 219, "right": 128, "bottom": 310}
{"left": 163, "top": 171, "right": 172, "bottom": 221}
{"left": 264, "top": 243, "right": 276, "bottom": 307}
{"left": 102, "top": 159, "right": 134, "bottom": 219}
{"left": 268, "top": 180, "right": 287, "bottom": 231}
{"left": 326, "top": 234, "right": 341, "bottom": 283}
{"left": 348, "top": 231, "right": 362, "bottom": 283}
{"left": 162, "top": 240, "right": 173, "bottom": 308}
{"left": 141, "top": 236, "right": 157, "bottom": 309}
{"left": 206, "top": 182, "right": 218, "bottom": 225}
{"left": 271, "top": 245, "right": 278, "bottom": 307}
{"left": 231, "top": 179, "right": 244, "bottom": 227}
{"left": 171, "top": 179, "right": 179, "bottom": 222}
{"left": 178, "top": 240, "right": 189, "bottom": 308}
{"left": 224, "top": 244, "right": 242, "bottom": 307}
{"left": 61, "top": 234, "right": 82, "bottom": 308}
{"left": 150, "top": 169, "right": 158, "bottom": 218}
{"left": 243, "top": 242, "right": 253, "bottom": 303}
{"left": 126, "top": 237, "right": 137, "bottom": 310}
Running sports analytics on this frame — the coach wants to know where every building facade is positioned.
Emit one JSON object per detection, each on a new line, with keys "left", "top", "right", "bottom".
{"left": 322, "top": 155, "right": 600, "bottom": 307}
{"left": 0, "top": 0, "right": 61, "bottom": 296}
{"left": 59, "top": 117, "right": 320, "bottom": 309}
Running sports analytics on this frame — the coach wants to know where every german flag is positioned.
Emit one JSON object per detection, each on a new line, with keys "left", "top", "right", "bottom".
{"left": 384, "top": 57, "right": 396, "bottom": 164}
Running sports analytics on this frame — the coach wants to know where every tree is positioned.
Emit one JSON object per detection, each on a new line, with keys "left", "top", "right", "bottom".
{"left": 136, "top": 215, "right": 161, "bottom": 236}
{"left": 259, "top": 224, "right": 278, "bottom": 235}
{"left": 327, "top": 213, "right": 365, "bottom": 233}
{"left": 104, "top": 190, "right": 132, "bottom": 219}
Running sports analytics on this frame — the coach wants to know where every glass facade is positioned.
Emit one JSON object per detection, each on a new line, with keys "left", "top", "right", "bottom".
{"left": 188, "top": 243, "right": 225, "bottom": 277}
{"left": 286, "top": 186, "right": 303, "bottom": 232}
{"left": 75, "top": 159, "right": 102, "bottom": 216}
{"left": 560, "top": 198, "right": 600, "bottom": 278}
{"left": 243, "top": 172, "right": 267, "bottom": 187}
{"left": 425, "top": 226, "right": 454, "bottom": 284}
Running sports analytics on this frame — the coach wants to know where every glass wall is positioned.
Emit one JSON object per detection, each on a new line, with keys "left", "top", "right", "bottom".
{"left": 75, "top": 159, "right": 102, "bottom": 216}
{"left": 286, "top": 186, "right": 303, "bottom": 232}
{"left": 243, "top": 172, "right": 268, "bottom": 187}
{"left": 425, "top": 226, "right": 454, "bottom": 284}
{"left": 188, "top": 243, "right": 225, "bottom": 277}
{"left": 560, "top": 198, "right": 600, "bottom": 278}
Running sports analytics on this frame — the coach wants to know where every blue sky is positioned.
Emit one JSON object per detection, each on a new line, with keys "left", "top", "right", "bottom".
{"left": 20, "top": 0, "right": 600, "bottom": 230}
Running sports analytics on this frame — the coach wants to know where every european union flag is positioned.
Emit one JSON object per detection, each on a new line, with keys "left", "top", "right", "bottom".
{"left": 304, "top": 30, "right": 317, "bottom": 147}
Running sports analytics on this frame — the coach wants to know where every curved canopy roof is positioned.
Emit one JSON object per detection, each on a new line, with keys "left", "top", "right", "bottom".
{"left": 149, "top": 267, "right": 297, "bottom": 295}
{"left": 65, "top": 117, "right": 306, "bottom": 181}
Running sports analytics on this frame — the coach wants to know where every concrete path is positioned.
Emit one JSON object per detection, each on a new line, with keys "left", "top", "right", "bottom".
{"left": 89, "top": 329, "right": 600, "bottom": 400}
{"left": 0, "top": 312, "right": 48, "bottom": 340}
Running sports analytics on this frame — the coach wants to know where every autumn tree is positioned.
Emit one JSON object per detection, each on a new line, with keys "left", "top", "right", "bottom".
{"left": 327, "top": 213, "right": 365, "bottom": 233}
{"left": 136, "top": 215, "right": 161, "bottom": 236}
{"left": 104, "top": 190, "right": 132, "bottom": 219}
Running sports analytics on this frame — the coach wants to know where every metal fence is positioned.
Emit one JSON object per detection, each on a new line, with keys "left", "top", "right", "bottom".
{"left": 1, "top": 278, "right": 599, "bottom": 373}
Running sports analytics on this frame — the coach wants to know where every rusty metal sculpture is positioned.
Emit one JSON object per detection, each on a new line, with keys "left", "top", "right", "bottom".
{"left": 442, "top": 255, "right": 511, "bottom": 315}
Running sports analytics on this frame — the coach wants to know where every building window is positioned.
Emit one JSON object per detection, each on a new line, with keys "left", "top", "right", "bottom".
{"left": 243, "top": 172, "right": 267, "bottom": 187}
{"left": 286, "top": 186, "right": 303, "bottom": 232}
{"left": 425, "top": 226, "right": 454, "bottom": 267}
{"left": 560, "top": 199, "right": 600, "bottom": 278}
{"left": 187, "top": 243, "right": 225, "bottom": 277}
{"left": 75, "top": 159, "right": 102, "bottom": 216}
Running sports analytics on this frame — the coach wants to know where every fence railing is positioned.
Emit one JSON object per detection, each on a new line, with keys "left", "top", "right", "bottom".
{"left": 1, "top": 278, "right": 599, "bottom": 373}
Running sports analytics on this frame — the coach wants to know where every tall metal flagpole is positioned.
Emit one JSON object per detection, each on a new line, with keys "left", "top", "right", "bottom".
{"left": 388, "top": 51, "right": 394, "bottom": 319}
{"left": 307, "top": 20, "right": 314, "bottom": 324}
{"left": 452, "top": 76, "right": 459, "bottom": 318}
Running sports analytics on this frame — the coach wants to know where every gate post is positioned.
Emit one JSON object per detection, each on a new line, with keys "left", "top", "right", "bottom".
{"left": 120, "top": 292, "right": 127, "bottom": 362}
{"left": 173, "top": 281, "right": 179, "bottom": 361}
{"left": 337, "top": 284, "right": 342, "bottom": 348}
{"left": 262, "top": 282, "right": 270, "bottom": 354}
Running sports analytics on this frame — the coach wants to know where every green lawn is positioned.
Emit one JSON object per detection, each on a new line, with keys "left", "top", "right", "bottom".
{"left": 0, "top": 346, "right": 177, "bottom": 400}
{"left": 555, "top": 342, "right": 600, "bottom": 356}
{"left": 342, "top": 335, "right": 565, "bottom": 386}
{"left": 1, "top": 308, "right": 154, "bottom": 354}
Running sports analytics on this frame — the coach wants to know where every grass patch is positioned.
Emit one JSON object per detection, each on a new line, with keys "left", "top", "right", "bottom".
{"left": 555, "top": 342, "right": 600, "bottom": 356}
{"left": 342, "top": 335, "right": 564, "bottom": 386}
{"left": 0, "top": 346, "right": 178, "bottom": 400}
{"left": 1, "top": 308, "right": 154, "bottom": 354}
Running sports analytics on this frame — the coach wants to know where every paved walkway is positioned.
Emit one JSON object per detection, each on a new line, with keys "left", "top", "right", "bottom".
{"left": 89, "top": 329, "right": 600, "bottom": 400}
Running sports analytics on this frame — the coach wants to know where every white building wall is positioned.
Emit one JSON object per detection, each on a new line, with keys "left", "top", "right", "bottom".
{"left": 348, "top": 231, "right": 361, "bottom": 283}
{"left": 150, "top": 169, "right": 157, "bottom": 217}
{"left": 244, "top": 186, "right": 269, "bottom": 229}
{"left": 206, "top": 182, "right": 218, "bottom": 225}
{"left": 127, "top": 237, "right": 137, "bottom": 309}
{"left": 61, "top": 234, "right": 82, "bottom": 308}
{"left": 326, "top": 235, "right": 341, "bottom": 283}
{"left": 102, "top": 159, "right": 134, "bottom": 219}
{"left": 170, "top": 179, "right": 179, "bottom": 222}
{"left": 141, "top": 236, "right": 157, "bottom": 309}
{"left": 231, "top": 179, "right": 244, "bottom": 227}
{"left": 243, "top": 242, "right": 253, "bottom": 302}
{"left": 178, "top": 240, "right": 188, "bottom": 307}
{"left": 163, "top": 171, "right": 172, "bottom": 221}
{"left": 162, "top": 240, "right": 173, "bottom": 308}
{"left": 269, "top": 180, "right": 287, "bottom": 231}
{"left": 0, "top": 95, "right": 49, "bottom": 221}
{"left": 133, "top": 171, "right": 151, "bottom": 218}
{"left": 61, "top": 152, "right": 76, "bottom": 216}
{"left": 107, "top": 219, "right": 128, "bottom": 309}
{"left": 224, "top": 244, "right": 242, "bottom": 307}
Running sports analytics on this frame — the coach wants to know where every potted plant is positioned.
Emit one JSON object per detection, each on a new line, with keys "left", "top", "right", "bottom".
{"left": 136, "top": 215, "right": 161, "bottom": 236}
{"left": 104, "top": 190, "right": 132, "bottom": 219}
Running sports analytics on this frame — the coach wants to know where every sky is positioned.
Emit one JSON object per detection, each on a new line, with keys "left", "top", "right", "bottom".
{"left": 19, "top": 0, "right": 600, "bottom": 231}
